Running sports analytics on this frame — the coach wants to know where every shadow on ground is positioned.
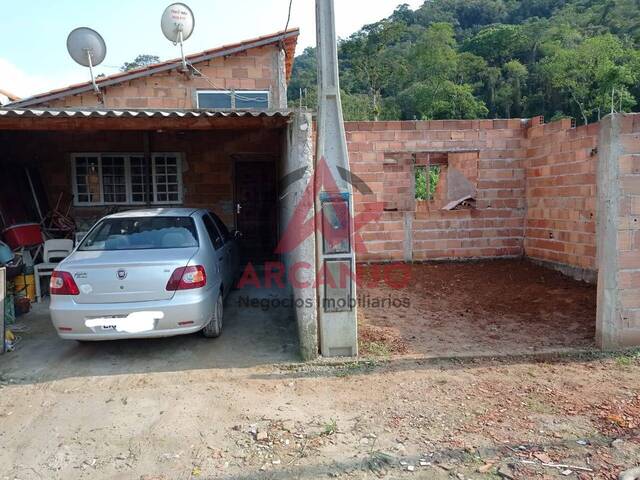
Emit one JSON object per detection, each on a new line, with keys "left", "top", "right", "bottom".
{"left": 0, "top": 284, "right": 300, "bottom": 385}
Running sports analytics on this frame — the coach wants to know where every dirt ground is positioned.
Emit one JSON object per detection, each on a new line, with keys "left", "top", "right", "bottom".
{"left": 2, "top": 260, "right": 638, "bottom": 480}
{"left": 1, "top": 349, "right": 639, "bottom": 479}
{"left": 357, "top": 259, "right": 597, "bottom": 357}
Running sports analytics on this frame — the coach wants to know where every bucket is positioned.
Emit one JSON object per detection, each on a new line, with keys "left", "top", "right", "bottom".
{"left": 13, "top": 274, "right": 36, "bottom": 303}
{"left": 2, "top": 223, "right": 43, "bottom": 249}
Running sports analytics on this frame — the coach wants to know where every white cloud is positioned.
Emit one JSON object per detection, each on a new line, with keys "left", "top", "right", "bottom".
{"left": 0, "top": 58, "right": 86, "bottom": 99}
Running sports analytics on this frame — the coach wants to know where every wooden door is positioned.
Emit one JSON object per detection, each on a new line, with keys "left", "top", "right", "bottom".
{"left": 234, "top": 160, "right": 277, "bottom": 264}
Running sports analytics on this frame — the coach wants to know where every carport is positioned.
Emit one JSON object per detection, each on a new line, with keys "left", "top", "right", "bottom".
{"left": 0, "top": 108, "right": 318, "bottom": 361}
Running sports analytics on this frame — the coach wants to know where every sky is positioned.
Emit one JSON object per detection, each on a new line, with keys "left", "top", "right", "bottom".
{"left": 0, "top": 0, "right": 423, "bottom": 99}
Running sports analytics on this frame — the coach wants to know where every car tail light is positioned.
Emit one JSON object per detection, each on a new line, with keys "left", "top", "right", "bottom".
{"left": 50, "top": 271, "right": 80, "bottom": 295}
{"left": 166, "top": 265, "right": 207, "bottom": 291}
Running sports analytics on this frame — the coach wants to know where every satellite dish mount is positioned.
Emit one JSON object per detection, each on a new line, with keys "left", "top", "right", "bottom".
{"left": 67, "top": 27, "right": 107, "bottom": 104}
{"left": 161, "top": 3, "right": 195, "bottom": 74}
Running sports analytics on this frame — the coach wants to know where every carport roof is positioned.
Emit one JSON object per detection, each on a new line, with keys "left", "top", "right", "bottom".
{"left": 0, "top": 108, "right": 293, "bottom": 131}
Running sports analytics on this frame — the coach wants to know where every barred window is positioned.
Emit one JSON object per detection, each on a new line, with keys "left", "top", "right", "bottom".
{"left": 72, "top": 153, "right": 183, "bottom": 206}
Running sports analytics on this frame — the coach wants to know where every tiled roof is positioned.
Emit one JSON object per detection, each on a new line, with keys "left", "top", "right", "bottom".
{"left": 8, "top": 29, "right": 299, "bottom": 109}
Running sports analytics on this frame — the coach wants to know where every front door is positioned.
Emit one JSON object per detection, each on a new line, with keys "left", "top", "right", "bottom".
{"left": 234, "top": 160, "right": 277, "bottom": 265}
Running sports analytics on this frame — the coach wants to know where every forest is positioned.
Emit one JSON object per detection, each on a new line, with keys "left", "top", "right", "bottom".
{"left": 288, "top": 0, "right": 640, "bottom": 123}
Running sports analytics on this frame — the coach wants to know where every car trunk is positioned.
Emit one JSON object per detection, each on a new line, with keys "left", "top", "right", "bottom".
{"left": 61, "top": 248, "right": 198, "bottom": 304}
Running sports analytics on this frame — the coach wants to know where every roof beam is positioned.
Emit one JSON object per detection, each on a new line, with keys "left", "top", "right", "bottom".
{"left": 0, "top": 116, "right": 289, "bottom": 131}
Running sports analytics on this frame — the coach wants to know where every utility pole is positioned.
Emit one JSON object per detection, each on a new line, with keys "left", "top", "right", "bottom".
{"left": 315, "top": 0, "right": 358, "bottom": 357}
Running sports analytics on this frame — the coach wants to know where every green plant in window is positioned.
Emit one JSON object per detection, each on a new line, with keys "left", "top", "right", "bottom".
{"left": 415, "top": 167, "right": 428, "bottom": 201}
{"left": 429, "top": 166, "right": 441, "bottom": 200}
{"left": 416, "top": 165, "right": 442, "bottom": 201}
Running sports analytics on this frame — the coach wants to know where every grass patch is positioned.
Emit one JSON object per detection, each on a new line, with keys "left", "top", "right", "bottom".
{"left": 360, "top": 340, "right": 391, "bottom": 358}
{"left": 334, "top": 360, "right": 379, "bottom": 377}
{"left": 615, "top": 352, "right": 639, "bottom": 367}
{"left": 321, "top": 418, "right": 337, "bottom": 436}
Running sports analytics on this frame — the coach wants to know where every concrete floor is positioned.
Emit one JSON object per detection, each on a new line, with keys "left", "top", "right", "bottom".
{"left": 0, "top": 285, "right": 300, "bottom": 384}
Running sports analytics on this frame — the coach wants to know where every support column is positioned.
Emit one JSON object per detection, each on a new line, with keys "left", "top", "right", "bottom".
{"left": 596, "top": 113, "right": 640, "bottom": 349}
{"left": 281, "top": 112, "right": 319, "bottom": 361}
{"left": 315, "top": 0, "right": 358, "bottom": 357}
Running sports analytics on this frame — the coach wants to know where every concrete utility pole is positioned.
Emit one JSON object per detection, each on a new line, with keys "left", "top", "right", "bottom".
{"left": 315, "top": 0, "right": 358, "bottom": 357}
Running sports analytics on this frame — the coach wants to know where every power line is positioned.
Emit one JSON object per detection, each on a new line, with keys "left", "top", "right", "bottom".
{"left": 285, "top": 0, "right": 294, "bottom": 32}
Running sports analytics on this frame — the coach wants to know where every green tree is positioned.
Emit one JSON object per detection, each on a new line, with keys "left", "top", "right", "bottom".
{"left": 340, "top": 20, "right": 409, "bottom": 120}
{"left": 399, "top": 81, "right": 488, "bottom": 119}
{"left": 542, "top": 34, "right": 638, "bottom": 123}
{"left": 120, "top": 54, "right": 161, "bottom": 72}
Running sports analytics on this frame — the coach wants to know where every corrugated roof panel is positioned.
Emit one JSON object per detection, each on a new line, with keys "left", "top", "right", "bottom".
{"left": 0, "top": 108, "right": 292, "bottom": 119}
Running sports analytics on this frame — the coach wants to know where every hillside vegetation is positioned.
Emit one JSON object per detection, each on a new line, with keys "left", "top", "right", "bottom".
{"left": 289, "top": 0, "right": 640, "bottom": 123}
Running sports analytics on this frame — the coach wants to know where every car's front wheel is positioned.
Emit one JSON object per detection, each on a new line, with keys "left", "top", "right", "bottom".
{"left": 202, "top": 294, "right": 223, "bottom": 338}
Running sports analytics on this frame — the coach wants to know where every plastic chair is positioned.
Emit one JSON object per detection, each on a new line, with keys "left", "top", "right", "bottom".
{"left": 34, "top": 239, "right": 74, "bottom": 303}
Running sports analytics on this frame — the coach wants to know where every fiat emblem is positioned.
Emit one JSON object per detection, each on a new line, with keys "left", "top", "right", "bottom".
{"left": 117, "top": 269, "right": 127, "bottom": 280}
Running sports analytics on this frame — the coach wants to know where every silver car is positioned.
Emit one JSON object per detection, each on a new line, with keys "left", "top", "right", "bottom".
{"left": 49, "top": 208, "right": 239, "bottom": 341}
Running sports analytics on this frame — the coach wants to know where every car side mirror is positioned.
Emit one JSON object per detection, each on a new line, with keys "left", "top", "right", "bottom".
{"left": 233, "top": 230, "right": 243, "bottom": 240}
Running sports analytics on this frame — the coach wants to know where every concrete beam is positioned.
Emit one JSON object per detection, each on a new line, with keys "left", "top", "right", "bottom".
{"left": 315, "top": 0, "right": 358, "bottom": 357}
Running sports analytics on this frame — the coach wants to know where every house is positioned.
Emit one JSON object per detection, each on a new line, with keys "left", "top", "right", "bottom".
{"left": 1, "top": 27, "right": 639, "bottom": 358}
{"left": 2, "top": 29, "right": 301, "bottom": 256}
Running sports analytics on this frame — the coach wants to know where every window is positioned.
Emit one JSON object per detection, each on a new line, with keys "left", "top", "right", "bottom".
{"left": 196, "top": 90, "right": 269, "bottom": 110}
{"left": 152, "top": 155, "right": 182, "bottom": 204}
{"left": 202, "top": 214, "right": 224, "bottom": 250}
{"left": 209, "top": 212, "right": 230, "bottom": 243}
{"left": 197, "top": 91, "right": 232, "bottom": 109}
{"left": 72, "top": 154, "right": 183, "bottom": 206}
{"left": 235, "top": 91, "right": 269, "bottom": 109}
{"left": 415, "top": 165, "right": 441, "bottom": 201}
{"left": 79, "top": 217, "right": 198, "bottom": 251}
{"left": 74, "top": 156, "right": 101, "bottom": 204}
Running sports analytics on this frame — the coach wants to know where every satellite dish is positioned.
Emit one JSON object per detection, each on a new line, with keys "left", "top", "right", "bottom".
{"left": 67, "top": 27, "right": 107, "bottom": 67}
{"left": 161, "top": 3, "right": 195, "bottom": 71}
{"left": 66, "top": 27, "right": 107, "bottom": 101}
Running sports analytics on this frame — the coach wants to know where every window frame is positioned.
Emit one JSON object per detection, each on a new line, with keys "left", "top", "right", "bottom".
{"left": 202, "top": 213, "right": 224, "bottom": 251}
{"left": 71, "top": 153, "right": 184, "bottom": 207}
{"left": 208, "top": 212, "right": 230, "bottom": 244}
{"left": 196, "top": 89, "right": 270, "bottom": 110}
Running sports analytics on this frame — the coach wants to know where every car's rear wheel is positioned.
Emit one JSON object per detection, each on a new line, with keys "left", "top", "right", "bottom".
{"left": 203, "top": 294, "right": 223, "bottom": 338}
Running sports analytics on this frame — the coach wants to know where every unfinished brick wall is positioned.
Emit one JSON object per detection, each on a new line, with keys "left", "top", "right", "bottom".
{"left": 617, "top": 115, "right": 640, "bottom": 339}
{"left": 42, "top": 45, "right": 281, "bottom": 110}
{"left": 597, "top": 113, "right": 640, "bottom": 348}
{"left": 346, "top": 120, "right": 527, "bottom": 262}
{"left": 524, "top": 118, "right": 599, "bottom": 280}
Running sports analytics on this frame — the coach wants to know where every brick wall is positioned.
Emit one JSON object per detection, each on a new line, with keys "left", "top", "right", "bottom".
{"left": 615, "top": 114, "right": 640, "bottom": 340}
{"left": 596, "top": 113, "right": 640, "bottom": 348}
{"left": 3, "top": 129, "right": 282, "bottom": 229}
{"left": 346, "top": 120, "right": 527, "bottom": 262}
{"left": 524, "top": 118, "right": 599, "bottom": 279}
{"left": 43, "top": 45, "right": 281, "bottom": 110}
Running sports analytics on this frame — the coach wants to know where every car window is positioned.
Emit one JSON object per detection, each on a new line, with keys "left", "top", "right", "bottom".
{"left": 202, "top": 214, "right": 224, "bottom": 250}
{"left": 209, "top": 212, "right": 230, "bottom": 243}
{"left": 79, "top": 217, "right": 199, "bottom": 251}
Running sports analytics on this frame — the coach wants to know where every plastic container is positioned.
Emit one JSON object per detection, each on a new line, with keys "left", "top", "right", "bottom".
{"left": 13, "top": 274, "right": 36, "bottom": 303}
{"left": 2, "top": 223, "right": 43, "bottom": 249}
{"left": 0, "top": 241, "right": 13, "bottom": 264}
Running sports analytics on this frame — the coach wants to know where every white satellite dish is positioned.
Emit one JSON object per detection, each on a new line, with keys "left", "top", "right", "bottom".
{"left": 67, "top": 27, "right": 107, "bottom": 99}
{"left": 161, "top": 3, "right": 195, "bottom": 71}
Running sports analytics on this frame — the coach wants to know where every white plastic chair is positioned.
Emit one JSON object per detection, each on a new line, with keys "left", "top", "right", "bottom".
{"left": 34, "top": 239, "right": 74, "bottom": 303}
